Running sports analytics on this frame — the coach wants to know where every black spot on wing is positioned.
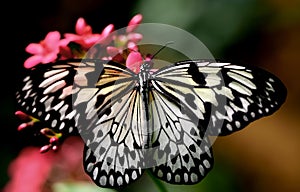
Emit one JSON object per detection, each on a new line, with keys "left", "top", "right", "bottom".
{"left": 210, "top": 64, "right": 287, "bottom": 136}
{"left": 187, "top": 62, "right": 206, "bottom": 86}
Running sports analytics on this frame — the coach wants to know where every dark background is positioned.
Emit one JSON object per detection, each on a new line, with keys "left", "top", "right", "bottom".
{"left": 1, "top": 0, "right": 300, "bottom": 191}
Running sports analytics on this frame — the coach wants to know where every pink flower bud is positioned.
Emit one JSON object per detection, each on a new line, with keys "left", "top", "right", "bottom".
{"left": 15, "top": 111, "right": 30, "bottom": 121}
{"left": 40, "top": 145, "right": 51, "bottom": 153}
{"left": 52, "top": 145, "right": 58, "bottom": 151}
{"left": 106, "top": 46, "right": 120, "bottom": 56}
{"left": 102, "top": 24, "right": 114, "bottom": 38}
{"left": 49, "top": 137, "right": 58, "bottom": 144}
{"left": 17, "top": 123, "right": 28, "bottom": 131}
{"left": 127, "top": 42, "right": 138, "bottom": 52}
{"left": 76, "top": 17, "right": 92, "bottom": 35}
{"left": 127, "top": 33, "right": 143, "bottom": 43}
{"left": 127, "top": 14, "right": 143, "bottom": 33}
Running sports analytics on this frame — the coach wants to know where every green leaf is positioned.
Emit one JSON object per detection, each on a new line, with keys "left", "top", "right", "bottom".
{"left": 52, "top": 181, "right": 117, "bottom": 192}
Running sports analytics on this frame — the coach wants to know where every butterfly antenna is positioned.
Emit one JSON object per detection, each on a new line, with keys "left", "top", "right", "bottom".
{"left": 150, "top": 41, "right": 174, "bottom": 60}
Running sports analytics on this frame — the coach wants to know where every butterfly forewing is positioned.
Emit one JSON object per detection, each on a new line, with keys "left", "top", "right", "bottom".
{"left": 73, "top": 61, "right": 148, "bottom": 187}
{"left": 15, "top": 60, "right": 83, "bottom": 135}
{"left": 152, "top": 60, "right": 287, "bottom": 136}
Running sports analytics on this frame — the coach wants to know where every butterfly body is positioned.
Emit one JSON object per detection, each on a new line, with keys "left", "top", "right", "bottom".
{"left": 16, "top": 59, "right": 287, "bottom": 188}
{"left": 137, "top": 62, "right": 152, "bottom": 149}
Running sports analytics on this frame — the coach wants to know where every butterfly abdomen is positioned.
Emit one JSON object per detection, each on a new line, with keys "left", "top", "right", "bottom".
{"left": 139, "top": 62, "right": 153, "bottom": 148}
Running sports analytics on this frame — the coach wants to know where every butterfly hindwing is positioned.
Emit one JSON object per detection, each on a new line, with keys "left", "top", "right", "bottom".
{"left": 81, "top": 88, "right": 146, "bottom": 187}
{"left": 83, "top": 142, "right": 145, "bottom": 187}
{"left": 148, "top": 88, "right": 214, "bottom": 184}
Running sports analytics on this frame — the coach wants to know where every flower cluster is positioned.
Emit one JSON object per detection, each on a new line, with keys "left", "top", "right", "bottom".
{"left": 4, "top": 137, "right": 88, "bottom": 192}
{"left": 17, "top": 14, "right": 146, "bottom": 154}
{"left": 24, "top": 14, "right": 144, "bottom": 72}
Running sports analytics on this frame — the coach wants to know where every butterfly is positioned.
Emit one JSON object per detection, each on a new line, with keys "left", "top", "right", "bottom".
{"left": 15, "top": 58, "right": 287, "bottom": 188}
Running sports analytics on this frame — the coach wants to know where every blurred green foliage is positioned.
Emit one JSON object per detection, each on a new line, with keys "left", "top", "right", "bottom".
{"left": 133, "top": 0, "right": 271, "bottom": 57}
{"left": 52, "top": 160, "right": 240, "bottom": 192}
{"left": 53, "top": 182, "right": 117, "bottom": 192}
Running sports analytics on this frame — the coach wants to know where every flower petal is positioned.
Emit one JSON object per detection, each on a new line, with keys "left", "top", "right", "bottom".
{"left": 64, "top": 33, "right": 81, "bottom": 42}
{"left": 96, "top": 24, "right": 114, "bottom": 45}
{"left": 41, "top": 53, "right": 58, "bottom": 64}
{"left": 102, "top": 24, "right": 114, "bottom": 38}
{"left": 24, "top": 55, "right": 43, "bottom": 68}
{"left": 59, "top": 38, "right": 70, "bottom": 47}
{"left": 75, "top": 17, "right": 92, "bottom": 35}
{"left": 82, "top": 34, "right": 102, "bottom": 48}
{"left": 126, "top": 52, "right": 143, "bottom": 73}
{"left": 43, "top": 31, "right": 61, "bottom": 48}
{"left": 3, "top": 147, "right": 54, "bottom": 192}
{"left": 106, "top": 46, "right": 120, "bottom": 56}
{"left": 127, "top": 14, "right": 143, "bottom": 33}
{"left": 25, "top": 43, "right": 43, "bottom": 54}
{"left": 127, "top": 42, "right": 138, "bottom": 52}
{"left": 127, "top": 33, "right": 143, "bottom": 43}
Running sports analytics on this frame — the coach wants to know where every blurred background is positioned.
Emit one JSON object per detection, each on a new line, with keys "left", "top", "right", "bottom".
{"left": 1, "top": 0, "right": 300, "bottom": 191}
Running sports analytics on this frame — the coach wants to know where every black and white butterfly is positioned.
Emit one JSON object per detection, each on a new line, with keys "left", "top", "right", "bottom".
{"left": 16, "top": 58, "right": 287, "bottom": 188}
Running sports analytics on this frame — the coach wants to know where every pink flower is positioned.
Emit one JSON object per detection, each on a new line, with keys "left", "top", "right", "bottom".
{"left": 24, "top": 31, "right": 61, "bottom": 68}
{"left": 105, "top": 14, "right": 144, "bottom": 65}
{"left": 98, "top": 24, "right": 114, "bottom": 45}
{"left": 126, "top": 52, "right": 144, "bottom": 73}
{"left": 64, "top": 17, "right": 114, "bottom": 49}
{"left": 127, "top": 14, "right": 143, "bottom": 33}
{"left": 3, "top": 137, "right": 89, "bottom": 192}
{"left": 98, "top": 14, "right": 145, "bottom": 73}
{"left": 3, "top": 147, "right": 55, "bottom": 192}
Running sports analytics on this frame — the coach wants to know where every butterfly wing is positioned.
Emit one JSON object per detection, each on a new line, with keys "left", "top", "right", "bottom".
{"left": 151, "top": 60, "right": 287, "bottom": 136}
{"left": 15, "top": 60, "right": 83, "bottom": 135}
{"left": 16, "top": 59, "right": 148, "bottom": 187}
{"left": 146, "top": 59, "right": 287, "bottom": 184}
{"left": 147, "top": 87, "right": 214, "bottom": 184}
{"left": 73, "top": 60, "right": 147, "bottom": 187}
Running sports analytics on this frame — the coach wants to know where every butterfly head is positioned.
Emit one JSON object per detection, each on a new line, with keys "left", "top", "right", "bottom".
{"left": 140, "top": 61, "right": 152, "bottom": 72}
